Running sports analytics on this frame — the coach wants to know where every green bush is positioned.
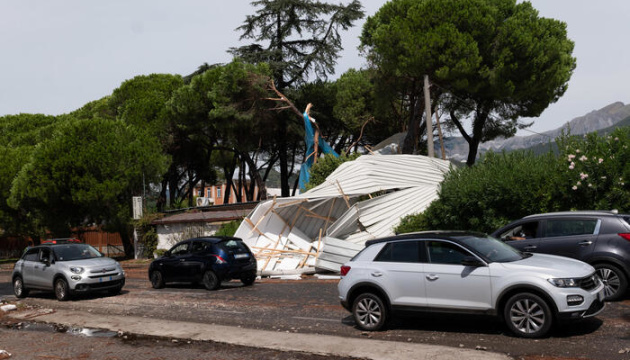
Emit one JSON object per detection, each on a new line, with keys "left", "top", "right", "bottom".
{"left": 154, "top": 248, "right": 167, "bottom": 258}
{"left": 395, "top": 128, "right": 630, "bottom": 235}
{"left": 142, "top": 227, "right": 158, "bottom": 258}
{"left": 215, "top": 219, "right": 242, "bottom": 237}
{"left": 554, "top": 129, "right": 630, "bottom": 211}
{"left": 396, "top": 148, "right": 560, "bottom": 234}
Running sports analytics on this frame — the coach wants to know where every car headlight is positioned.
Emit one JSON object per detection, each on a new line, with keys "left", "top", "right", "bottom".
{"left": 548, "top": 278, "right": 579, "bottom": 287}
{"left": 70, "top": 266, "right": 84, "bottom": 274}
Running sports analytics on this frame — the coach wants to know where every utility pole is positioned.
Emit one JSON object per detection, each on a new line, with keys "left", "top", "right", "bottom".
{"left": 424, "top": 75, "right": 435, "bottom": 158}
{"left": 435, "top": 109, "right": 447, "bottom": 160}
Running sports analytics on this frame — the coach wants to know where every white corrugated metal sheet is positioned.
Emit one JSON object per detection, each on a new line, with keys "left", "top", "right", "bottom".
{"left": 233, "top": 154, "right": 451, "bottom": 274}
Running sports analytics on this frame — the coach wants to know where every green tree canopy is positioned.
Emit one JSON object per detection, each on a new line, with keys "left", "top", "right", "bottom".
{"left": 0, "top": 114, "right": 63, "bottom": 238}
{"left": 230, "top": 0, "right": 364, "bottom": 89}
{"left": 8, "top": 117, "right": 169, "bottom": 255}
{"left": 362, "top": 0, "right": 576, "bottom": 165}
{"left": 229, "top": 0, "right": 364, "bottom": 196}
{"left": 167, "top": 60, "right": 275, "bottom": 203}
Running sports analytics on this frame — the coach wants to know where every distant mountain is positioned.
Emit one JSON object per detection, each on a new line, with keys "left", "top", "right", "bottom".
{"left": 443, "top": 102, "right": 630, "bottom": 162}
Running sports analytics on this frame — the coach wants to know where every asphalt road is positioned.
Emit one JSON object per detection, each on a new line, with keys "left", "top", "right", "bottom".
{"left": 1, "top": 269, "right": 630, "bottom": 360}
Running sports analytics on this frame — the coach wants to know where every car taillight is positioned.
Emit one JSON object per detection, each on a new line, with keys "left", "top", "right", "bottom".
{"left": 618, "top": 233, "right": 630, "bottom": 241}
{"left": 213, "top": 255, "right": 227, "bottom": 264}
{"left": 340, "top": 265, "right": 351, "bottom": 276}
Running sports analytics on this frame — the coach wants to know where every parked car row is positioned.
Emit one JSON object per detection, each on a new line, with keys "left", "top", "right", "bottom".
{"left": 10, "top": 210, "right": 629, "bottom": 338}
{"left": 11, "top": 236, "right": 257, "bottom": 301}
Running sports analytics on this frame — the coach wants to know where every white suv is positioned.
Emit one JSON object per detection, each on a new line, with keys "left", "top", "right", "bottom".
{"left": 338, "top": 231, "right": 606, "bottom": 338}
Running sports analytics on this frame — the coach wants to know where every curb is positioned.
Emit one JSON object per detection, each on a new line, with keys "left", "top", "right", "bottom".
{"left": 7, "top": 308, "right": 511, "bottom": 360}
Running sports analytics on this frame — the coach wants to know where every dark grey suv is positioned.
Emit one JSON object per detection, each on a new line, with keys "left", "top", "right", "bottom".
{"left": 492, "top": 210, "right": 630, "bottom": 300}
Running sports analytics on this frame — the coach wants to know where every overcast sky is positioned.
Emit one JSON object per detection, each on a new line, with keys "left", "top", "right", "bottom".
{"left": 1, "top": 0, "right": 628, "bottom": 135}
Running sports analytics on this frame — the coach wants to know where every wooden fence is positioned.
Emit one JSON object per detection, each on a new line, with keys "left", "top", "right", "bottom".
{"left": 0, "top": 228, "right": 125, "bottom": 259}
{"left": 74, "top": 228, "right": 125, "bottom": 257}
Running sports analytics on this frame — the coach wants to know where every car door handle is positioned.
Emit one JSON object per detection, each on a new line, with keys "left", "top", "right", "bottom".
{"left": 578, "top": 241, "right": 593, "bottom": 246}
{"left": 371, "top": 272, "right": 383, "bottom": 277}
{"left": 426, "top": 274, "right": 439, "bottom": 281}
{"left": 523, "top": 245, "right": 537, "bottom": 251}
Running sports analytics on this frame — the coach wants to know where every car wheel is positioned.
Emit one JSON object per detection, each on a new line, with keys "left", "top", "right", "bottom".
{"left": 13, "top": 276, "right": 29, "bottom": 298}
{"left": 352, "top": 293, "right": 388, "bottom": 331}
{"left": 240, "top": 272, "right": 256, "bottom": 286}
{"left": 504, "top": 292, "right": 552, "bottom": 338}
{"left": 54, "top": 278, "right": 72, "bottom": 301}
{"left": 202, "top": 270, "right": 220, "bottom": 291}
{"left": 150, "top": 270, "right": 165, "bottom": 289}
{"left": 594, "top": 264, "right": 628, "bottom": 301}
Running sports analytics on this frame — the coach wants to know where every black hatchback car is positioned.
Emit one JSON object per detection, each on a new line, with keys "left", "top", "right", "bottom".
{"left": 492, "top": 210, "right": 630, "bottom": 300}
{"left": 148, "top": 236, "right": 256, "bottom": 290}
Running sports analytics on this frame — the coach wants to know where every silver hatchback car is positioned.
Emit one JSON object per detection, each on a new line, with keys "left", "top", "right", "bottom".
{"left": 12, "top": 243, "right": 125, "bottom": 301}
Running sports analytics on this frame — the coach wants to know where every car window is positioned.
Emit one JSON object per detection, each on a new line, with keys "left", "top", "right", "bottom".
{"left": 170, "top": 242, "right": 190, "bottom": 256}
{"left": 191, "top": 241, "right": 212, "bottom": 254}
{"left": 374, "top": 241, "right": 421, "bottom": 263}
{"left": 500, "top": 221, "right": 538, "bottom": 241}
{"left": 23, "top": 248, "right": 39, "bottom": 262}
{"left": 39, "top": 248, "right": 51, "bottom": 263}
{"left": 426, "top": 241, "right": 470, "bottom": 265}
{"left": 544, "top": 219, "right": 598, "bottom": 237}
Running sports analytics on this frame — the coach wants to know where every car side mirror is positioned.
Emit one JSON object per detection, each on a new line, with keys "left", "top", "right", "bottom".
{"left": 164, "top": 251, "right": 171, "bottom": 257}
{"left": 461, "top": 256, "right": 485, "bottom": 267}
{"left": 42, "top": 258, "right": 51, "bottom": 266}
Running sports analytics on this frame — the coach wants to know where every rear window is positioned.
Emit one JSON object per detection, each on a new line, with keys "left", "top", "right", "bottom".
{"left": 545, "top": 219, "right": 598, "bottom": 237}
{"left": 219, "top": 239, "right": 250, "bottom": 252}
{"left": 375, "top": 241, "right": 421, "bottom": 263}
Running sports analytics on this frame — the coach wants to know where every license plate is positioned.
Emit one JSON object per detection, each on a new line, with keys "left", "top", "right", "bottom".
{"left": 234, "top": 253, "right": 249, "bottom": 259}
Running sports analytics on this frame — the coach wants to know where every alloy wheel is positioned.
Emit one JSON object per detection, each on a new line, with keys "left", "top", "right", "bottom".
{"left": 597, "top": 267, "right": 620, "bottom": 299}
{"left": 509, "top": 298, "right": 545, "bottom": 334}
{"left": 355, "top": 296, "right": 382, "bottom": 329}
{"left": 13, "top": 277, "right": 24, "bottom": 297}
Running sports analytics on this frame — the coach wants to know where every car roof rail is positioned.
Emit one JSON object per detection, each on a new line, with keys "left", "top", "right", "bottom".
{"left": 523, "top": 210, "right": 621, "bottom": 218}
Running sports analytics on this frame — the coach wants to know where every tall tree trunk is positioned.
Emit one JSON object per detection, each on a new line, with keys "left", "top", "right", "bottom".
{"left": 242, "top": 152, "right": 268, "bottom": 201}
{"left": 279, "top": 118, "right": 290, "bottom": 197}
{"left": 402, "top": 87, "right": 424, "bottom": 154}
{"left": 466, "top": 110, "right": 488, "bottom": 166}
{"left": 118, "top": 223, "right": 133, "bottom": 259}
{"left": 223, "top": 154, "right": 238, "bottom": 204}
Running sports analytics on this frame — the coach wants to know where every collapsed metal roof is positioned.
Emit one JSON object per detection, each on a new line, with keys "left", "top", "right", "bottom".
{"left": 233, "top": 154, "right": 451, "bottom": 275}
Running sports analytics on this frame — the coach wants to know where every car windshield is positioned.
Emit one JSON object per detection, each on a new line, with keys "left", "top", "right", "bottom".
{"left": 53, "top": 244, "right": 103, "bottom": 261}
{"left": 454, "top": 234, "right": 524, "bottom": 263}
